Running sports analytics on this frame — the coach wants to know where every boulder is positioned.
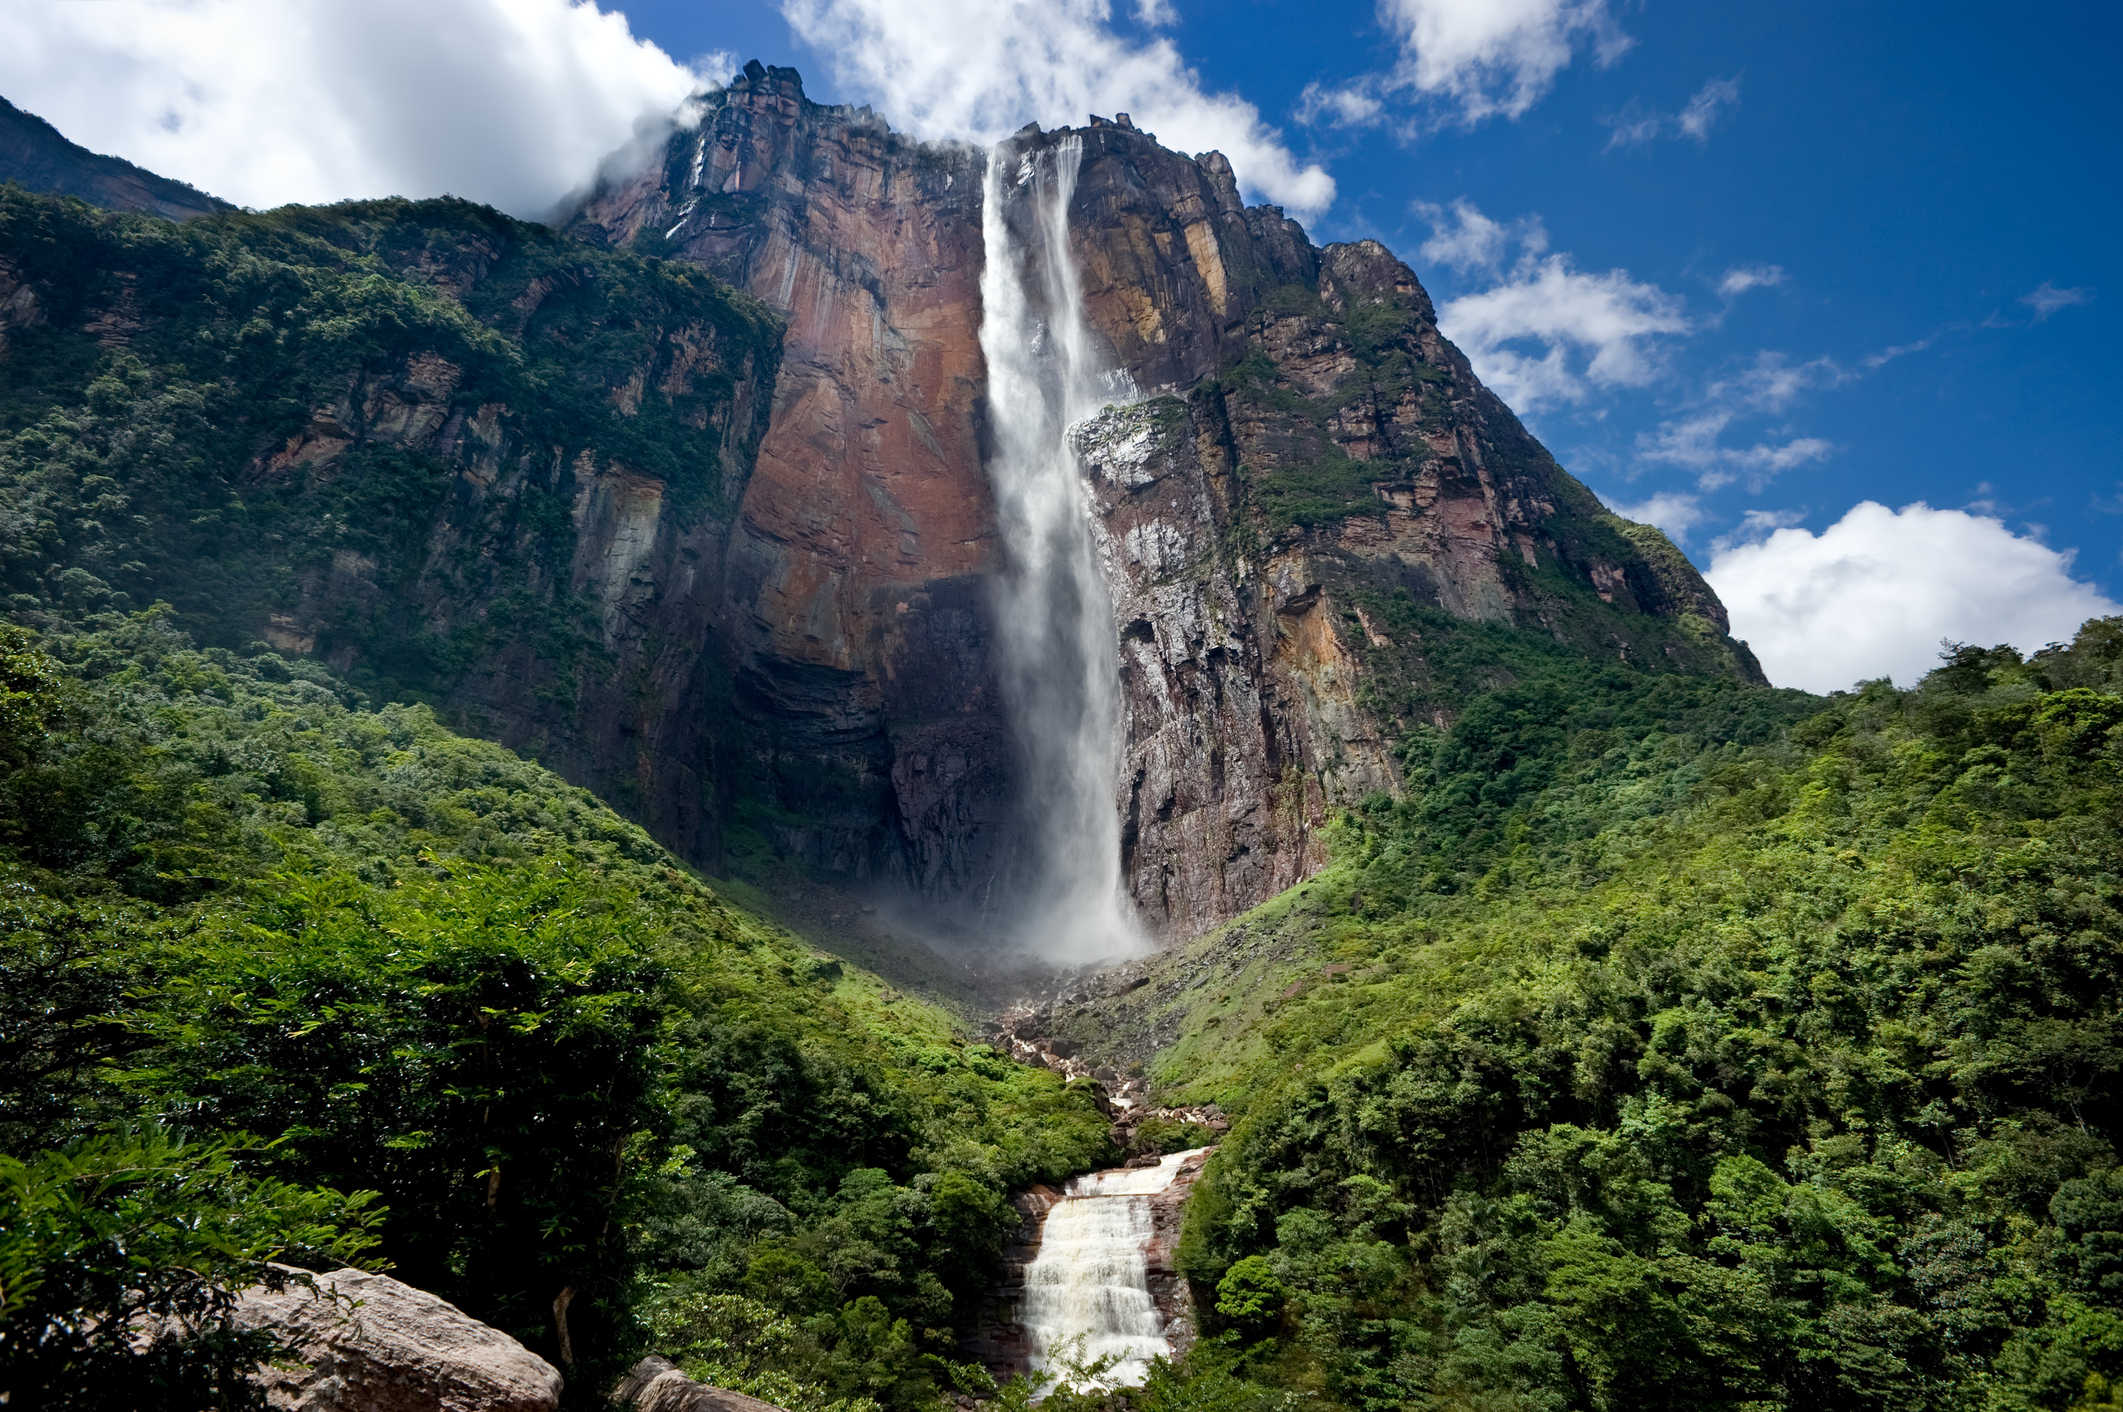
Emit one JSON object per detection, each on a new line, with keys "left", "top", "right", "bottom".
{"left": 614, "top": 1355, "right": 792, "bottom": 1412}
{"left": 235, "top": 1265, "right": 562, "bottom": 1411}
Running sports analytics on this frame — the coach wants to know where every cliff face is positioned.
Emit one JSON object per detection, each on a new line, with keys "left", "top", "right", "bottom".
{"left": 0, "top": 192, "right": 780, "bottom": 871}
{"left": 1, "top": 73, "right": 1758, "bottom": 948}
{"left": 556, "top": 69, "right": 1756, "bottom": 940}
{"left": 575, "top": 64, "right": 1016, "bottom": 896}
{"left": 564, "top": 67, "right": 1759, "bottom": 940}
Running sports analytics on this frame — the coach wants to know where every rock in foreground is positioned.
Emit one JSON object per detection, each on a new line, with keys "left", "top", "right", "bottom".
{"left": 236, "top": 1265, "right": 562, "bottom": 1412}
{"left": 614, "top": 1356, "right": 792, "bottom": 1412}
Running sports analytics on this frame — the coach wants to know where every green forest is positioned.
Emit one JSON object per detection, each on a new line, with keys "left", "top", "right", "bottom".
{"left": 0, "top": 610, "right": 1112, "bottom": 1409}
{"left": 1106, "top": 620, "right": 2123, "bottom": 1412}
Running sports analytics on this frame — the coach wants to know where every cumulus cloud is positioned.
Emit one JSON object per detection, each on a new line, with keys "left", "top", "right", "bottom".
{"left": 1603, "top": 76, "right": 1741, "bottom": 150}
{"left": 2021, "top": 281, "right": 2092, "bottom": 322}
{"left": 1706, "top": 502, "right": 2123, "bottom": 693}
{"left": 0, "top": 0, "right": 712, "bottom": 219}
{"left": 780, "top": 0, "right": 1335, "bottom": 214}
{"left": 1376, "top": 0, "right": 1632, "bottom": 126}
{"left": 1413, "top": 198, "right": 1533, "bottom": 273}
{"left": 1417, "top": 199, "right": 1687, "bottom": 409}
{"left": 1717, "top": 263, "right": 1784, "bottom": 298}
{"left": 1708, "top": 508, "right": 1805, "bottom": 557}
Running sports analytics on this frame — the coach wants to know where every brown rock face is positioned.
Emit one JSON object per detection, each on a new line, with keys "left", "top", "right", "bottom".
{"left": 552, "top": 76, "right": 1759, "bottom": 941}
{"left": 975, "top": 123, "right": 1757, "bottom": 938}
{"left": 577, "top": 62, "right": 1017, "bottom": 896}
{"left": 235, "top": 1266, "right": 562, "bottom": 1412}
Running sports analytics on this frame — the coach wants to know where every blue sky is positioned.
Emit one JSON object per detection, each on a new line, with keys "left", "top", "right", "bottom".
{"left": 631, "top": 0, "right": 2120, "bottom": 587}
{"left": 5, "top": 0, "right": 2116, "bottom": 689}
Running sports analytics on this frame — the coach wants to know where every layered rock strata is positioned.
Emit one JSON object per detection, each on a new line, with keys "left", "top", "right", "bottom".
{"left": 575, "top": 63, "right": 1013, "bottom": 896}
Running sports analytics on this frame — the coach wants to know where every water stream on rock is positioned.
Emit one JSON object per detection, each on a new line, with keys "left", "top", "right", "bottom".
{"left": 977, "top": 136, "right": 1142, "bottom": 964}
{"left": 1020, "top": 1149, "right": 1208, "bottom": 1388}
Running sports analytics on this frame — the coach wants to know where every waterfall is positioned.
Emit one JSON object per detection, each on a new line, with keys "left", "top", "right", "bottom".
{"left": 977, "top": 135, "right": 1142, "bottom": 965}
{"left": 1019, "top": 1150, "right": 1208, "bottom": 1389}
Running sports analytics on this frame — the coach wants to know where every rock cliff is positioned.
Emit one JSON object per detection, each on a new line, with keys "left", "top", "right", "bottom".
{"left": 0, "top": 72, "right": 1759, "bottom": 949}
{"left": 566, "top": 76, "right": 1758, "bottom": 939}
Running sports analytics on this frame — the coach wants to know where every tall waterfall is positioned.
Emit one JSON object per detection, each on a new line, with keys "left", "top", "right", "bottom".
{"left": 977, "top": 136, "right": 1142, "bottom": 964}
{"left": 1020, "top": 1150, "right": 1207, "bottom": 1388}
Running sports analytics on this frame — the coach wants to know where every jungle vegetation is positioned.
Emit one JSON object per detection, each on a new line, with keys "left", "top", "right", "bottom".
{"left": 1132, "top": 620, "right": 2123, "bottom": 1412}
{"left": 0, "top": 610, "right": 1113, "bottom": 1409}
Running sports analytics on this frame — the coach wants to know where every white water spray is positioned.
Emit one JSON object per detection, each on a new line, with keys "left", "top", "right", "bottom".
{"left": 978, "top": 135, "right": 1142, "bottom": 964}
{"left": 1019, "top": 1150, "right": 1206, "bottom": 1388}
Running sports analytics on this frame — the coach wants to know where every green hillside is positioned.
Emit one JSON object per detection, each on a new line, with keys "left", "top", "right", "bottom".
{"left": 0, "top": 610, "right": 1111, "bottom": 1410}
{"left": 1039, "top": 621, "right": 2123, "bottom": 1412}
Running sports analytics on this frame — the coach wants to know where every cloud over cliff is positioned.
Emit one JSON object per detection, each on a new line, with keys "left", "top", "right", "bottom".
{"left": 779, "top": 0, "right": 1336, "bottom": 214}
{"left": 0, "top": 0, "right": 712, "bottom": 218}
{"left": 1706, "top": 502, "right": 2123, "bottom": 694}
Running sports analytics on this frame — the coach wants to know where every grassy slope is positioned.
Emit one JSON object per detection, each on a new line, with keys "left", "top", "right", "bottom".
{"left": 1047, "top": 627, "right": 2123, "bottom": 1412}
{"left": 0, "top": 610, "right": 1113, "bottom": 1409}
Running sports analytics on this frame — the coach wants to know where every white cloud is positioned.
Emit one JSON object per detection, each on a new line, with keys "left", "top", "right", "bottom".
{"left": 1717, "top": 353, "right": 1847, "bottom": 413}
{"left": 1677, "top": 76, "right": 1742, "bottom": 139}
{"left": 1376, "top": 0, "right": 1632, "bottom": 126}
{"left": 780, "top": 0, "right": 1335, "bottom": 214}
{"left": 1603, "top": 75, "right": 1740, "bottom": 150}
{"left": 1717, "top": 263, "right": 1784, "bottom": 298}
{"left": 1419, "top": 200, "right": 1687, "bottom": 409}
{"left": 1708, "top": 507, "right": 1806, "bottom": 558}
{"left": 1706, "top": 501, "right": 2123, "bottom": 693}
{"left": 2021, "top": 281, "right": 2092, "bottom": 322}
{"left": 1133, "top": 0, "right": 1179, "bottom": 25}
{"left": 1296, "top": 81, "right": 1386, "bottom": 129}
{"left": 1635, "top": 353, "right": 1845, "bottom": 488}
{"left": 1605, "top": 490, "right": 1704, "bottom": 543}
{"left": 1861, "top": 337, "right": 1932, "bottom": 369}
{"left": 1637, "top": 413, "right": 1832, "bottom": 489}
{"left": 1413, "top": 198, "right": 1535, "bottom": 273}
{"left": 0, "top": 0, "right": 711, "bottom": 219}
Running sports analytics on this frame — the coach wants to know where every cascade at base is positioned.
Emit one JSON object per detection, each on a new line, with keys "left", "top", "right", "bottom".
{"left": 979, "top": 1147, "right": 1214, "bottom": 1389}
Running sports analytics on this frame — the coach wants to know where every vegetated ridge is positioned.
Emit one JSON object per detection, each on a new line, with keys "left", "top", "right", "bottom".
{"left": 1039, "top": 625, "right": 2123, "bottom": 1412}
{"left": 0, "top": 94, "right": 233, "bottom": 222}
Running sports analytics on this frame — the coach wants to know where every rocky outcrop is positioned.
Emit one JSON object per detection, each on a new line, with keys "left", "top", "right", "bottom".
{"left": 614, "top": 1356, "right": 793, "bottom": 1412}
{"left": 1075, "top": 398, "right": 1387, "bottom": 937}
{"left": 235, "top": 1265, "right": 562, "bottom": 1411}
{"left": 0, "top": 95, "right": 231, "bottom": 221}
